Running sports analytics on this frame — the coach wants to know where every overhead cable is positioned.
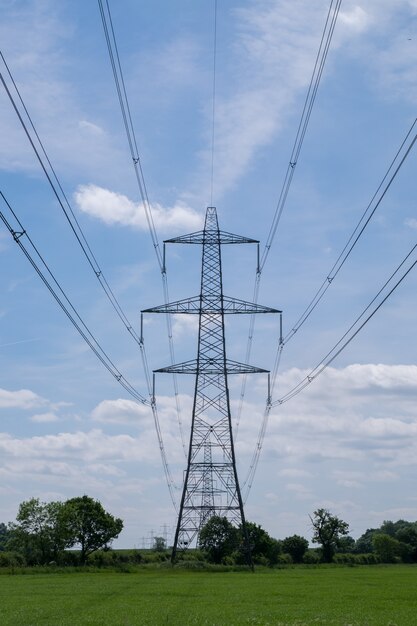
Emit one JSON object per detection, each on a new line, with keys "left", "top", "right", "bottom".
{"left": 235, "top": 0, "right": 342, "bottom": 442}
{"left": 98, "top": 0, "right": 187, "bottom": 462}
{"left": 210, "top": 0, "right": 218, "bottom": 207}
{"left": 242, "top": 117, "right": 417, "bottom": 495}
{"left": 241, "top": 341, "right": 283, "bottom": 500}
{"left": 259, "top": 0, "right": 343, "bottom": 271}
{"left": 0, "top": 191, "right": 149, "bottom": 405}
{"left": 283, "top": 117, "right": 417, "bottom": 346}
{"left": 272, "top": 242, "right": 417, "bottom": 406}
{"left": 0, "top": 53, "right": 179, "bottom": 506}
{"left": 0, "top": 52, "right": 144, "bottom": 352}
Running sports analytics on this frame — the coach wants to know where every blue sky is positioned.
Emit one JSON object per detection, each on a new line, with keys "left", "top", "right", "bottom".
{"left": 1, "top": 0, "right": 417, "bottom": 548}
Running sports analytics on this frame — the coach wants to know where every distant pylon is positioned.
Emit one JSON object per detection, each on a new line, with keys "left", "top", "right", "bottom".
{"left": 143, "top": 207, "right": 280, "bottom": 565}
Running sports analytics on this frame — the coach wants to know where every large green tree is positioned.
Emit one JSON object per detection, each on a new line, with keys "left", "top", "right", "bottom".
{"left": 282, "top": 534, "right": 309, "bottom": 563}
{"left": 62, "top": 495, "right": 123, "bottom": 564}
{"left": 7, "top": 498, "right": 69, "bottom": 564}
{"left": 372, "top": 533, "right": 401, "bottom": 563}
{"left": 310, "top": 508, "right": 349, "bottom": 563}
{"left": 240, "top": 521, "right": 281, "bottom": 565}
{"left": 198, "top": 516, "right": 239, "bottom": 564}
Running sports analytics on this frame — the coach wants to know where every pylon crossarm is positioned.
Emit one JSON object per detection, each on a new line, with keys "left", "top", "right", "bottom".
{"left": 165, "top": 229, "right": 258, "bottom": 245}
{"left": 143, "top": 295, "right": 280, "bottom": 315}
{"left": 155, "top": 358, "right": 269, "bottom": 374}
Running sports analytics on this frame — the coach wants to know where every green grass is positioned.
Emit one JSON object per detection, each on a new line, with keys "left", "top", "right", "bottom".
{"left": 0, "top": 565, "right": 416, "bottom": 625}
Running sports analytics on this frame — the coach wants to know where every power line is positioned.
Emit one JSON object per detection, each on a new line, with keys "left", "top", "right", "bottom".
{"left": 283, "top": 117, "right": 417, "bottom": 346}
{"left": 97, "top": 0, "right": 162, "bottom": 267}
{"left": 260, "top": 0, "right": 343, "bottom": 271}
{"left": 241, "top": 342, "right": 283, "bottom": 500}
{"left": 98, "top": 0, "right": 187, "bottom": 460}
{"left": 210, "top": 0, "right": 218, "bottom": 207}
{"left": 0, "top": 53, "right": 179, "bottom": 506}
{"left": 0, "top": 52, "right": 144, "bottom": 352}
{"left": 272, "top": 242, "right": 417, "bottom": 407}
{"left": 0, "top": 190, "right": 148, "bottom": 405}
{"left": 235, "top": 0, "right": 342, "bottom": 444}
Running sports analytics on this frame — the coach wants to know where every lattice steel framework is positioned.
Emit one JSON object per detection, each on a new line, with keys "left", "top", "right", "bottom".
{"left": 143, "top": 207, "right": 279, "bottom": 562}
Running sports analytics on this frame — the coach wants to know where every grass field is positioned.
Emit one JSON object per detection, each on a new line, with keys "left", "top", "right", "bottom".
{"left": 1, "top": 565, "right": 416, "bottom": 625}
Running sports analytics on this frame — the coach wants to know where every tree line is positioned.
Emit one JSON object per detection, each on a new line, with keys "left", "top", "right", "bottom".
{"left": 1, "top": 500, "right": 417, "bottom": 568}
{"left": 0, "top": 495, "right": 122, "bottom": 566}
{"left": 198, "top": 509, "right": 417, "bottom": 566}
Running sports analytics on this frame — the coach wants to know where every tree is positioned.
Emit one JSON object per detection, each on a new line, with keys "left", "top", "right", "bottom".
{"left": 355, "top": 520, "right": 417, "bottom": 562}
{"left": 198, "top": 516, "right": 239, "bottom": 563}
{"left": 62, "top": 496, "right": 123, "bottom": 564}
{"left": 7, "top": 498, "right": 69, "bottom": 564}
{"left": 282, "top": 534, "right": 309, "bottom": 563}
{"left": 0, "top": 523, "right": 10, "bottom": 551}
{"left": 336, "top": 535, "right": 356, "bottom": 554}
{"left": 239, "top": 521, "right": 282, "bottom": 565}
{"left": 372, "top": 533, "right": 401, "bottom": 563}
{"left": 310, "top": 508, "right": 349, "bottom": 563}
{"left": 355, "top": 528, "right": 377, "bottom": 554}
{"left": 152, "top": 536, "right": 166, "bottom": 552}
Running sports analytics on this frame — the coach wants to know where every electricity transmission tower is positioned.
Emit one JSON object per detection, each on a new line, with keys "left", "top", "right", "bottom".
{"left": 144, "top": 207, "right": 279, "bottom": 563}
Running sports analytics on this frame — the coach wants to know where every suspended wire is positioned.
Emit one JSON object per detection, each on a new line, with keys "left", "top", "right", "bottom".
{"left": 210, "top": 0, "right": 218, "bottom": 207}
{"left": 98, "top": 0, "right": 187, "bottom": 464}
{"left": 0, "top": 191, "right": 148, "bottom": 405}
{"left": 271, "top": 242, "right": 417, "bottom": 407}
{"left": 97, "top": 0, "right": 161, "bottom": 267}
{"left": 241, "top": 342, "right": 283, "bottom": 500}
{"left": 235, "top": 0, "right": 342, "bottom": 446}
{"left": 260, "top": 0, "right": 342, "bottom": 271}
{"left": 234, "top": 276, "right": 260, "bottom": 439}
{"left": 283, "top": 117, "right": 417, "bottom": 346}
{"left": 250, "top": 119, "right": 417, "bottom": 489}
{"left": 0, "top": 54, "right": 143, "bottom": 349}
{"left": 0, "top": 53, "right": 179, "bottom": 507}
{"left": 244, "top": 235, "right": 417, "bottom": 493}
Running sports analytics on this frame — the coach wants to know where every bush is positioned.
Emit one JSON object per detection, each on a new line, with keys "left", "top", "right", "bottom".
{"left": 130, "top": 550, "right": 142, "bottom": 564}
{"left": 277, "top": 553, "right": 293, "bottom": 565}
{"left": 333, "top": 553, "right": 355, "bottom": 565}
{"left": 302, "top": 550, "right": 320, "bottom": 564}
{"left": 0, "top": 551, "right": 26, "bottom": 567}
{"left": 88, "top": 551, "right": 117, "bottom": 567}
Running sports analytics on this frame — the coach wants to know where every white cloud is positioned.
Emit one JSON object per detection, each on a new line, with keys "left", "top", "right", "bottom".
{"left": 87, "top": 463, "right": 125, "bottom": 477}
{"left": 277, "top": 363, "right": 417, "bottom": 398}
{"left": 0, "top": 388, "right": 48, "bottom": 410}
{"left": 285, "top": 482, "right": 314, "bottom": 500}
{"left": 30, "top": 412, "right": 59, "bottom": 423}
{"left": 236, "top": 363, "right": 417, "bottom": 474}
{"left": 405, "top": 218, "right": 417, "bottom": 230}
{"left": 0, "top": 429, "right": 157, "bottom": 463}
{"left": 338, "top": 6, "right": 370, "bottom": 33}
{"left": 198, "top": 0, "right": 327, "bottom": 198}
{"left": 74, "top": 184, "right": 202, "bottom": 234}
{"left": 91, "top": 398, "right": 151, "bottom": 425}
{"left": 172, "top": 314, "right": 199, "bottom": 338}
{"left": 189, "top": 0, "right": 417, "bottom": 201}
{"left": 78, "top": 120, "right": 105, "bottom": 136}
{"left": 279, "top": 468, "right": 311, "bottom": 479}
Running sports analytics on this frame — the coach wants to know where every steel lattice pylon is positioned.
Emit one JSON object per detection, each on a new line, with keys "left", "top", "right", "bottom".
{"left": 143, "top": 207, "right": 279, "bottom": 564}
